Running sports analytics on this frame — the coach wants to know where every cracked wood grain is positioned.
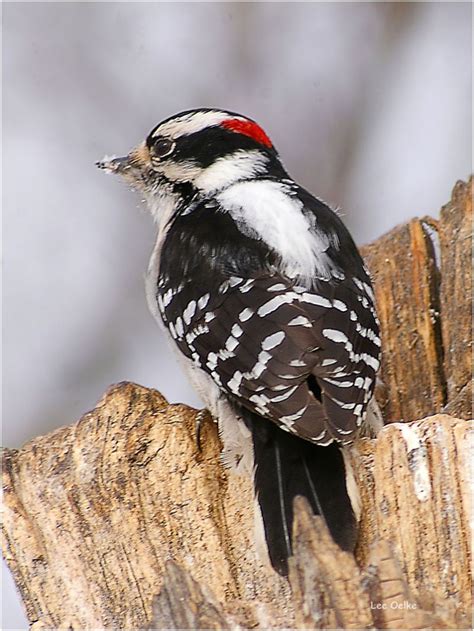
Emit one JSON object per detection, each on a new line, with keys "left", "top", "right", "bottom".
{"left": 2, "top": 383, "right": 292, "bottom": 629}
{"left": 361, "top": 177, "right": 472, "bottom": 423}
{"left": 2, "top": 389, "right": 471, "bottom": 629}
{"left": 361, "top": 218, "right": 445, "bottom": 422}
{"left": 439, "top": 177, "right": 473, "bottom": 419}
{"left": 151, "top": 560, "right": 241, "bottom": 630}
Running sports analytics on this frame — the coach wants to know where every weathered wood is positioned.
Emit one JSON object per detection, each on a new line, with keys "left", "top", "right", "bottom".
{"left": 443, "top": 381, "right": 472, "bottom": 419}
{"left": 151, "top": 561, "right": 241, "bottom": 630}
{"left": 361, "top": 217, "right": 445, "bottom": 422}
{"left": 289, "top": 500, "right": 373, "bottom": 629}
{"left": 2, "top": 177, "right": 472, "bottom": 629}
{"left": 2, "top": 383, "right": 291, "bottom": 629}
{"left": 358, "top": 416, "right": 472, "bottom": 613}
{"left": 363, "top": 539, "right": 469, "bottom": 630}
{"left": 289, "top": 499, "right": 470, "bottom": 630}
{"left": 2, "top": 386, "right": 471, "bottom": 629}
{"left": 361, "top": 177, "right": 472, "bottom": 423}
{"left": 439, "top": 177, "right": 472, "bottom": 419}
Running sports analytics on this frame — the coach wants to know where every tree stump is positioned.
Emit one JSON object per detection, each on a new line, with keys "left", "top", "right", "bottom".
{"left": 2, "top": 177, "right": 472, "bottom": 629}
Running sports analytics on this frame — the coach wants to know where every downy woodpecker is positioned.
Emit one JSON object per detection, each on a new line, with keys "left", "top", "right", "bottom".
{"left": 98, "top": 108, "right": 382, "bottom": 575}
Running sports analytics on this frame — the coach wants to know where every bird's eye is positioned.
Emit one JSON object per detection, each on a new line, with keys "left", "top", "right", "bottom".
{"left": 153, "top": 137, "right": 175, "bottom": 158}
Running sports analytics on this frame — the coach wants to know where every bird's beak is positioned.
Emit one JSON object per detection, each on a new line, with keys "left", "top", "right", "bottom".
{"left": 96, "top": 155, "right": 132, "bottom": 175}
{"left": 96, "top": 142, "right": 152, "bottom": 187}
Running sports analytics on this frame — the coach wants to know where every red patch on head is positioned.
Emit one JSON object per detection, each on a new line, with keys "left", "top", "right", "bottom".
{"left": 221, "top": 118, "right": 273, "bottom": 148}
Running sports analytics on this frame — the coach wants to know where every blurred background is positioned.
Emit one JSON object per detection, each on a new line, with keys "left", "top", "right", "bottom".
{"left": 2, "top": 2, "right": 471, "bottom": 627}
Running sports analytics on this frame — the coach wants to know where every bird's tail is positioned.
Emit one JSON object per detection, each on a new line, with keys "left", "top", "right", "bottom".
{"left": 246, "top": 414, "right": 358, "bottom": 576}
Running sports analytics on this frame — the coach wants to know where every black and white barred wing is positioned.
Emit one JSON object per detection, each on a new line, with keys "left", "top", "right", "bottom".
{"left": 310, "top": 275, "right": 381, "bottom": 442}
{"left": 158, "top": 274, "right": 380, "bottom": 446}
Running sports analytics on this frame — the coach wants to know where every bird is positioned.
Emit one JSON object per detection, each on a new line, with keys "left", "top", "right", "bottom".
{"left": 97, "top": 108, "right": 383, "bottom": 576}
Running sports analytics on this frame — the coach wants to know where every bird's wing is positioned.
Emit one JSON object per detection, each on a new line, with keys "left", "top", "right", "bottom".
{"left": 159, "top": 271, "right": 380, "bottom": 445}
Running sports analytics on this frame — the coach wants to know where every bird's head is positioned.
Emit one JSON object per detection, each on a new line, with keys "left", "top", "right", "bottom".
{"left": 97, "top": 108, "right": 286, "bottom": 220}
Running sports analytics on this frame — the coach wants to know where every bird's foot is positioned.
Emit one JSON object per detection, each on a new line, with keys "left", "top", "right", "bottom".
{"left": 194, "top": 408, "right": 213, "bottom": 451}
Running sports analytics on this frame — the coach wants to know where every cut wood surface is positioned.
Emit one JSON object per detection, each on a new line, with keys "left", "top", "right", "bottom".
{"left": 2, "top": 177, "right": 472, "bottom": 629}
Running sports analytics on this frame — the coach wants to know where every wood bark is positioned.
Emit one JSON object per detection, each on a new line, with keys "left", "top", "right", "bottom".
{"left": 2, "top": 177, "right": 472, "bottom": 629}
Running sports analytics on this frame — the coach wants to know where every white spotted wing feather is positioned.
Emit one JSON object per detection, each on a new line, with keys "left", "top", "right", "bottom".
{"left": 157, "top": 272, "right": 380, "bottom": 446}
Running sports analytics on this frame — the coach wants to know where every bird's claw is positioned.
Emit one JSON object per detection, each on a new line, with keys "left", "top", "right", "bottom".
{"left": 195, "top": 409, "right": 211, "bottom": 451}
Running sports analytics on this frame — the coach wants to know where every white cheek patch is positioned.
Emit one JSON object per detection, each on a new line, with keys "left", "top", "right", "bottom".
{"left": 195, "top": 151, "right": 269, "bottom": 194}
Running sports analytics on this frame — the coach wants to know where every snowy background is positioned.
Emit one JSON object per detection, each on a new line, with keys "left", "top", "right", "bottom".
{"left": 2, "top": 2, "right": 471, "bottom": 628}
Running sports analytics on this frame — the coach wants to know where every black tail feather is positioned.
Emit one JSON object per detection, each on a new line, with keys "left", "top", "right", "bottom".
{"left": 248, "top": 415, "right": 357, "bottom": 576}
